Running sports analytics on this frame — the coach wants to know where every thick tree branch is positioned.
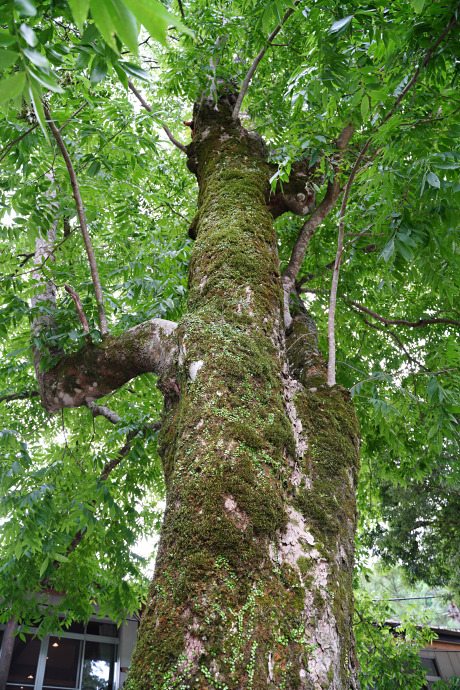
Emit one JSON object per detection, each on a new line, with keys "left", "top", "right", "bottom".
{"left": 44, "top": 105, "right": 108, "bottom": 336}
{"left": 232, "top": 1, "right": 300, "bottom": 119}
{"left": 347, "top": 299, "right": 460, "bottom": 329}
{"left": 0, "top": 616, "right": 17, "bottom": 690}
{"left": 37, "top": 318, "right": 178, "bottom": 413}
{"left": 281, "top": 124, "right": 355, "bottom": 327}
{"left": 88, "top": 402, "right": 122, "bottom": 425}
{"left": 127, "top": 79, "right": 187, "bottom": 153}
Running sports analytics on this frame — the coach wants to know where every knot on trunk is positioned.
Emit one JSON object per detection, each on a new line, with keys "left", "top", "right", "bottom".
{"left": 267, "top": 158, "right": 323, "bottom": 219}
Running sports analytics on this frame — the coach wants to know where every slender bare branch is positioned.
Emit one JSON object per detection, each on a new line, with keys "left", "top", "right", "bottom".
{"left": 57, "top": 101, "right": 89, "bottom": 132}
{"left": 0, "top": 390, "right": 39, "bottom": 403}
{"left": 327, "top": 140, "right": 372, "bottom": 385}
{"left": 64, "top": 284, "right": 90, "bottom": 334}
{"left": 3, "top": 227, "right": 77, "bottom": 282}
{"left": 0, "top": 124, "right": 38, "bottom": 163}
{"left": 380, "top": 9, "right": 459, "bottom": 127}
{"left": 163, "top": 200, "right": 190, "bottom": 223}
{"left": 232, "top": 1, "right": 300, "bottom": 119}
{"left": 44, "top": 104, "right": 108, "bottom": 336}
{"left": 357, "top": 314, "right": 426, "bottom": 370}
{"left": 177, "top": 0, "right": 186, "bottom": 21}
{"left": 127, "top": 79, "right": 187, "bottom": 153}
{"left": 347, "top": 299, "right": 460, "bottom": 329}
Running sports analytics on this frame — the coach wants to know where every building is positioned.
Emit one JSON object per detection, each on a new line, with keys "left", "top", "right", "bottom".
{"left": 0, "top": 615, "right": 138, "bottom": 690}
{"left": 419, "top": 626, "right": 460, "bottom": 688}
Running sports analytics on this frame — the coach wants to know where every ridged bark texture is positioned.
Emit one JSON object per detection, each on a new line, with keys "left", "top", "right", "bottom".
{"left": 126, "top": 98, "right": 360, "bottom": 689}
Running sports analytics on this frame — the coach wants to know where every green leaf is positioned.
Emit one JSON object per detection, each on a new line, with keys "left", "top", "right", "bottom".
{"left": 14, "top": 0, "right": 37, "bottom": 16}
{"left": 0, "top": 49, "right": 19, "bottom": 70}
{"left": 39, "top": 556, "right": 49, "bottom": 577}
{"left": 54, "top": 553, "right": 70, "bottom": 563}
{"left": 0, "top": 30, "right": 16, "bottom": 47}
{"left": 103, "top": 0, "right": 139, "bottom": 55}
{"left": 122, "top": 0, "right": 178, "bottom": 44}
{"left": 28, "top": 80, "right": 49, "bottom": 141}
{"left": 329, "top": 15, "right": 353, "bottom": 34}
{"left": 379, "top": 238, "right": 394, "bottom": 263}
{"left": 68, "top": 0, "right": 89, "bottom": 32}
{"left": 0, "top": 71, "right": 26, "bottom": 105}
{"left": 119, "top": 60, "right": 150, "bottom": 81}
{"left": 426, "top": 171, "right": 440, "bottom": 189}
{"left": 90, "top": 0, "right": 119, "bottom": 52}
{"left": 90, "top": 56, "right": 108, "bottom": 83}
{"left": 28, "top": 66, "right": 65, "bottom": 93}
{"left": 75, "top": 51, "right": 91, "bottom": 70}
{"left": 88, "top": 160, "right": 101, "bottom": 175}
{"left": 395, "top": 239, "right": 413, "bottom": 261}
{"left": 19, "top": 23, "right": 38, "bottom": 47}
{"left": 360, "top": 95, "right": 369, "bottom": 120}
{"left": 113, "top": 61, "right": 128, "bottom": 89}
{"left": 411, "top": 0, "right": 425, "bottom": 13}
{"left": 80, "top": 23, "right": 100, "bottom": 44}
{"left": 23, "top": 48, "right": 50, "bottom": 69}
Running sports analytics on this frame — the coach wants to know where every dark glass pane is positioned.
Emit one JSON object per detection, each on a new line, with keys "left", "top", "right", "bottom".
{"left": 64, "top": 622, "right": 85, "bottom": 635}
{"left": 58, "top": 618, "right": 85, "bottom": 635}
{"left": 81, "top": 641, "right": 116, "bottom": 690}
{"left": 85, "top": 622, "right": 117, "bottom": 638}
{"left": 420, "top": 657, "right": 439, "bottom": 675}
{"left": 43, "top": 637, "right": 81, "bottom": 688}
{"left": 7, "top": 635, "right": 40, "bottom": 685}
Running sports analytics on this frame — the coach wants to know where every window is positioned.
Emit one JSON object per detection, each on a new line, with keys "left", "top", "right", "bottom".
{"left": 0, "top": 621, "right": 118, "bottom": 690}
{"left": 420, "top": 657, "right": 440, "bottom": 676}
{"left": 6, "top": 635, "right": 41, "bottom": 690}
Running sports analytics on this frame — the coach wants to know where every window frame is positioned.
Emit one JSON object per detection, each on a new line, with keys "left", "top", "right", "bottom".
{"left": 0, "top": 621, "right": 119, "bottom": 690}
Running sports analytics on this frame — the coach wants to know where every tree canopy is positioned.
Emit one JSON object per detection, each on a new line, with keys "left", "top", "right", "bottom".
{"left": 0, "top": 0, "right": 459, "bottom": 657}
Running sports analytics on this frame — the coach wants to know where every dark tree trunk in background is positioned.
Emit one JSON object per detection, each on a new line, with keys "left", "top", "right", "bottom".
{"left": 126, "top": 98, "right": 361, "bottom": 689}
{"left": 0, "top": 617, "right": 17, "bottom": 690}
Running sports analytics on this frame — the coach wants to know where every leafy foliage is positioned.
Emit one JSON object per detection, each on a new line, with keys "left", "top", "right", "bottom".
{"left": 355, "top": 590, "right": 436, "bottom": 690}
{"left": 362, "top": 465, "right": 460, "bottom": 598}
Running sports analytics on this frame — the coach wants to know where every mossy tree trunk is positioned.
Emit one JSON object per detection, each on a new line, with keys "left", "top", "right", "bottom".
{"left": 126, "top": 97, "right": 361, "bottom": 689}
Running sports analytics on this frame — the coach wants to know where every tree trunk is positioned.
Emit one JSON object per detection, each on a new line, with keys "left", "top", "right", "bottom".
{"left": 126, "top": 97, "right": 360, "bottom": 689}
{"left": 0, "top": 617, "right": 17, "bottom": 690}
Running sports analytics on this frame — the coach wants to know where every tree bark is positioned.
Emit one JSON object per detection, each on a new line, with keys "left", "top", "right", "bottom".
{"left": 36, "top": 318, "right": 178, "bottom": 412}
{"left": 126, "top": 97, "right": 360, "bottom": 689}
{"left": 0, "top": 617, "right": 17, "bottom": 690}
